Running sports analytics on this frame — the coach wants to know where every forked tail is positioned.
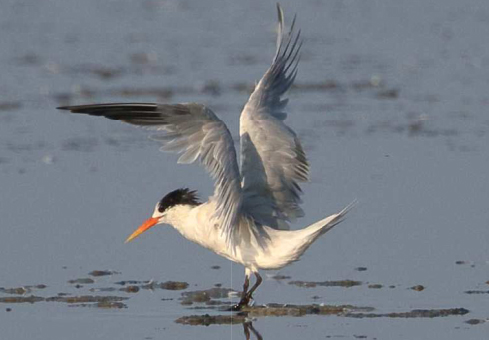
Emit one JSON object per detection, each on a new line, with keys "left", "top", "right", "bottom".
{"left": 301, "top": 200, "right": 357, "bottom": 241}
{"left": 318, "top": 200, "right": 357, "bottom": 235}
{"left": 261, "top": 200, "right": 357, "bottom": 269}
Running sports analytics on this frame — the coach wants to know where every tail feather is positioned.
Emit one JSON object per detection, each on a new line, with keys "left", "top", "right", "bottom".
{"left": 319, "top": 199, "right": 357, "bottom": 235}
{"left": 259, "top": 200, "right": 357, "bottom": 269}
{"left": 300, "top": 199, "right": 356, "bottom": 240}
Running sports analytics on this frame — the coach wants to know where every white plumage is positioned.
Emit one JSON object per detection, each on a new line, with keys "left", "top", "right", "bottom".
{"left": 58, "top": 4, "right": 354, "bottom": 309}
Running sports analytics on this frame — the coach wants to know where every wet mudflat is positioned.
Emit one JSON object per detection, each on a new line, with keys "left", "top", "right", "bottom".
{"left": 1, "top": 0, "right": 489, "bottom": 339}
{"left": 0, "top": 266, "right": 485, "bottom": 339}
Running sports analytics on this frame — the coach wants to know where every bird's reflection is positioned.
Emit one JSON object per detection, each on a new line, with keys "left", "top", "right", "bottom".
{"left": 243, "top": 321, "right": 263, "bottom": 340}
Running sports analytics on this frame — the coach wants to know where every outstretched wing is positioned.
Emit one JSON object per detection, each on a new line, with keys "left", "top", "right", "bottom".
{"left": 239, "top": 4, "right": 308, "bottom": 230}
{"left": 58, "top": 103, "right": 242, "bottom": 247}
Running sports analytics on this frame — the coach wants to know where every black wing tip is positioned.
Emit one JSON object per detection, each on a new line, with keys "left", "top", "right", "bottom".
{"left": 56, "top": 105, "right": 94, "bottom": 114}
{"left": 57, "top": 105, "right": 87, "bottom": 113}
{"left": 56, "top": 103, "right": 159, "bottom": 114}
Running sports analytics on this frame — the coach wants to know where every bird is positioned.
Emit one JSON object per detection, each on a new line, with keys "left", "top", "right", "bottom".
{"left": 58, "top": 4, "right": 354, "bottom": 310}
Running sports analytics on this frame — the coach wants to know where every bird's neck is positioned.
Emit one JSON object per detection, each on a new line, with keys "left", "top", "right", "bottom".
{"left": 165, "top": 204, "right": 206, "bottom": 243}
{"left": 165, "top": 202, "right": 221, "bottom": 250}
{"left": 165, "top": 204, "right": 195, "bottom": 228}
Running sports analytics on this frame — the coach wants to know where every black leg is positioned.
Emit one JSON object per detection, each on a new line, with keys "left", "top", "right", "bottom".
{"left": 235, "top": 272, "right": 262, "bottom": 309}
{"left": 241, "top": 275, "right": 250, "bottom": 300}
{"left": 231, "top": 273, "right": 251, "bottom": 311}
{"left": 246, "top": 272, "right": 262, "bottom": 299}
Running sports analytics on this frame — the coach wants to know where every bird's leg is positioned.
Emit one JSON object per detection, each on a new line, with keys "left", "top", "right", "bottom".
{"left": 235, "top": 272, "right": 263, "bottom": 309}
{"left": 241, "top": 274, "right": 250, "bottom": 301}
{"left": 231, "top": 273, "right": 250, "bottom": 311}
{"left": 244, "top": 272, "right": 262, "bottom": 302}
{"left": 233, "top": 270, "right": 262, "bottom": 310}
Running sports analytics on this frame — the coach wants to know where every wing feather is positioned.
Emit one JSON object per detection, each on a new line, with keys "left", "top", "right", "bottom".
{"left": 58, "top": 102, "right": 242, "bottom": 248}
{"left": 239, "top": 4, "right": 308, "bottom": 229}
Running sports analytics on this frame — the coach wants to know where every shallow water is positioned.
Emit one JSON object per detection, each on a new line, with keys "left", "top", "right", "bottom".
{"left": 1, "top": 0, "right": 489, "bottom": 339}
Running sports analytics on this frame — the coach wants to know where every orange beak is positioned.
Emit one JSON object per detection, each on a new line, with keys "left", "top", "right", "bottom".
{"left": 125, "top": 217, "right": 158, "bottom": 243}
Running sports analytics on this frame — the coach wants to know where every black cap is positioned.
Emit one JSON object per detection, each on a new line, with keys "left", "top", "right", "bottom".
{"left": 158, "top": 188, "right": 200, "bottom": 213}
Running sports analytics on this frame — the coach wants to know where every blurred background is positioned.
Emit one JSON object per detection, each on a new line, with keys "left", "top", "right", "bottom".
{"left": 0, "top": 0, "right": 488, "bottom": 339}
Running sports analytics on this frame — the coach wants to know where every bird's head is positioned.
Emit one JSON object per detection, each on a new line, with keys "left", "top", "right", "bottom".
{"left": 125, "top": 188, "right": 200, "bottom": 243}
